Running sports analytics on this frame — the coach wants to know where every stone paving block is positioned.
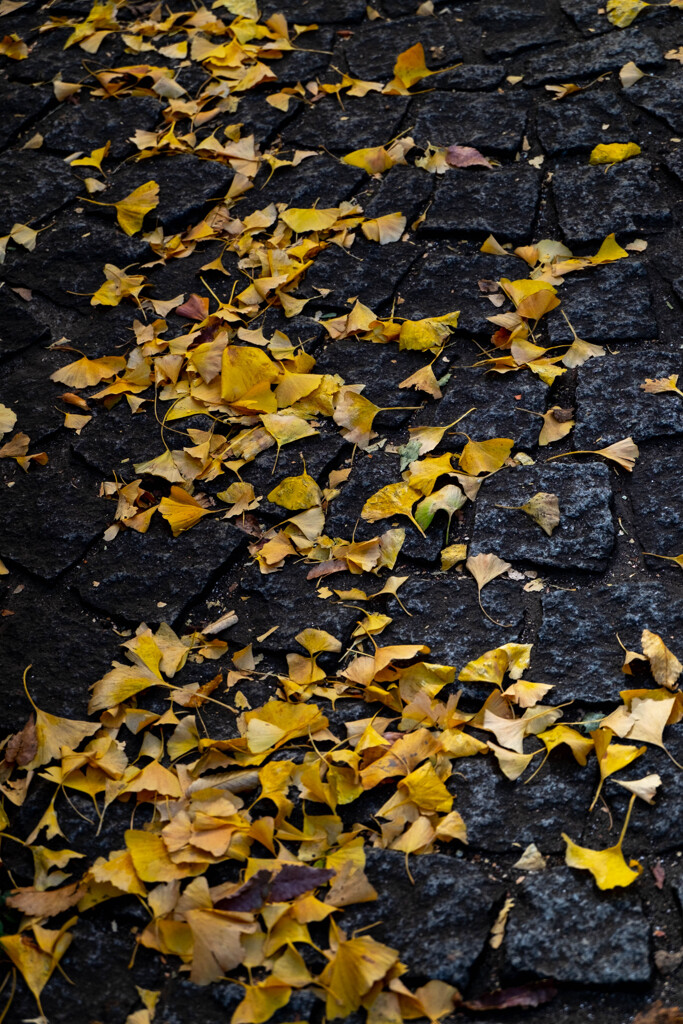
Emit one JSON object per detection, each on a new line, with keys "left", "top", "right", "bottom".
{"left": 41, "top": 96, "right": 163, "bottom": 160}
{"left": 574, "top": 351, "right": 683, "bottom": 448}
{"left": 536, "top": 92, "right": 632, "bottom": 155}
{"left": 72, "top": 403, "right": 183, "bottom": 476}
{"left": 474, "top": 0, "right": 566, "bottom": 59}
{"left": 283, "top": 93, "right": 409, "bottom": 151}
{"left": 340, "top": 15, "right": 463, "bottom": 82}
{"left": 104, "top": 155, "right": 233, "bottom": 233}
{"left": 1, "top": 211, "right": 148, "bottom": 306}
{"left": 77, "top": 518, "right": 246, "bottom": 623}
{"left": 600, "top": 745, "right": 683, "bottom": 854}
{"left": 261, "top": 0, "right": 367, "bottom": 22}
{"left": 234, "top": 156, "right": 366, "bottom": 218}
{"left": 505, "top": 867, "right": 652, "bottom": 985}
{"left": 532, "top": 582, "right": 683, "bottom": 702}
{"left": 364, "top": 164, "right": 435, "bottom": 223}
{"left": 662, "top": 145, "right": 683, "bottom": 187}
{"left": 379, "top": 571, "right": 525, "bottom": 666}
{"left": 631, "top": 448, "right": 683, "bottom": 558}
{"left": 0, "top": 81, "right": 53, "bottom": 148}
{"left": 411, "top": 365, "right": 548, "bottom": 450}
{"left": 0, "top": 151, "right": 79, "bottom": 235}
{"left": 470, "top": 462, "right": 615, "bottom": 571}
{"left": 430, "top": 63, "right": 506, "bottom": 90}
{"left": 524, "top": 28, "right": 662, "bottom": 85}
{"left": 410, "top": 91, "right": 527, "bottom": 155}
{"left": 274, "top": 26, "right": 334, "bottom": 83}
{"left": 341, "top": 850, "right": 504, "bottom": 988}
{"left": 0, "top": 447, "right": 110, "bottom": 579}
{"left": 0, "top": 346, "right": 74, "bottom": 442}
{"left": 452, "top": 755, "right": 598, "bottom": 853}
{"left": 626, "top": 75, "right": 683, "bottom": 134}
{"left": 546, "top": 262, "right": 657, "bottom": 344}
{"left": 0, "top": 289, "right": 49, "bottom": 356}
{"left": 553, "top": 160, "right": 671, "bottom": 244}
{"left": 399, "top": 243, "right": 511, "bottom": 334}
{"left": 221, "top": 91, "right": 292, "bottom": 144}
{"left": 0, "top": 584, "right": 122, "bottom": 729}
{"left": 300, "top": 238, "right": 421, "bottom": 311}
{"left": 560, "top": 0, "right": 614, "bottom": 34}
{"left": 427, "top": 165, "right": 541, "bottom": 240}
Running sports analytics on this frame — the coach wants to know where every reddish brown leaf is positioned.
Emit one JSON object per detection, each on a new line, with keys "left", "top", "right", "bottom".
{"left": 445, "top": 145, "right": 492, "bottom": 169}
{"left": 464, "top": 983, "right": 557, "bottom": 1011}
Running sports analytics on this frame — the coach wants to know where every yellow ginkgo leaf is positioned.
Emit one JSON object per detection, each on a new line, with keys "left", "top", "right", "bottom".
{"left": 333, "top": 387, "right": 380, "bottom": 448}
{"left": 50, "top": 355, "right": 126, "bottom": 388}
{"left": 641, "top": 374, "right": 683, "bottom": 396}
{"left": 496, "top": 491, "right": 560, "bottom": 536}
{"left": 590, "top": 727, "right": 646, "bottom": 810}
{"left": 361, "top": 212, "right": 406, "bottom": 244}
{"left": 113, "top": 180, "right": 159, "bottom": 235}
{"left": 342, "top": 145, "right": 394, "bottom": 175}
{"left": 606, "top": 0, "right": 650, "bottom": 26}
{"left": 158, "top": 486, "right": 212, "bottom": 536}
{"left": 361, "top": 481, "right": 424, "bottom": 534}
{"left": 562, "top": 833, "right": 642, "bottom": 889}
{"left": 71, "top": 140, "right": 111, "bottom": 170}
{"left": 221, "top": 345, "right": 278, "bottom": 408}
{"left": 403, "top": 453, "right": 454, "bottom": 496}
{"left": 641, "top": 629, "right": 683, "bottom": 690}
{"left": 589, "top": 142, "right": 641, "bottom": 165}
{"left": 281, "top": 207, "right": 340, "bottom": 233}
{"left": 261, "top": 413, "right": 318, "bottom": 465}
{"left": 466, "top": 552, "right": 513, "bottom": 626}
{"left": 487, "top": 740, "right": 537, "bottom": 781}
{"left": 22, "top": 671, "right": 100, "bottom": 770}
{"left": 0, "top": 402, "right": 17, "bottom": 436}
{"left": 91, "top": 264, "right": 148, "bottom": 306}
{"left": 267, "top": 472, "right": 322, "bottom": 510}
{"left": 459, "top": 437, "right": 514, "bottom": 475}
{"left": 0, "top": 921, "right": 74, "bottom": 1008}
{"left": 547, "top": 436, "right": 639, "bottom": 471}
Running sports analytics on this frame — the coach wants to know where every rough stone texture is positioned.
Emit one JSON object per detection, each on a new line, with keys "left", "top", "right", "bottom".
{"left": 76, "top": 518, "right": 246, "bottom": 623}
{"left": 546, "top": 262, "right": 657, "bottom": 343}
{"left": 452, "top": 755, "right": 598, "bottom": 853}
{"left": 283, "top": 93, "right": 409, "bottom": 151}
{"left": 364, "top": 164, "right": 435, "bottom": 223}
{"left": 427, "top": 165, "right": 541, "bottom": 240}
{"left": 474, "top": 0, "right": 566, "bottom": 59}
{"left": 0, "top": 287, "right": 49, "bottom": 355}
{"left": 410, "top": 91, "right": 527, "bottom": 155}
{"left": 342, "top": 850, "right": 503, "bottom": 988}
{"left": 340, "top": 16, "right": 463, "bottom": 81}
{"left": 40, "top": 96, "right": 163, "bottom": 159}
{"left": 470, "top": 462, "right": 615, "bottom": 570}
{"left": 574, "top": 352, "right": 683, "bottom": 448}
{"left": 430, "top": 63, "right": 506, "bottom": 90}
{"left": 505, "top": 868, "right": 652, "bottom": 985}
{"left": 524, "top": 28, "right": 663, "bottom": 86}
{"left": 0, "top": 151, "right": 79, "bottom": 234}
{"left": 631, "top": 449, "right": 683, "bottom": 559}
{"left": 234, "top": 156, "right": 366, "bottom": 218}
{"left": 0, "top": 447, "right": 109, "bottom": 579}
{"left": 411, "top": 365, "right": 548, "bottom": 450}
{"left": 626, "top": 75, "right": 683, "bottom": 134}
{"left": 560, "top": 0, "right": 613, "bottom": 34}
{"left": 300, "top": 237, "right": 421, "bottom": 312}
{"left": 379, "top": 572, "right": 525, "bottom": 666}
{"left": 532, "top": 582, "right": 683, "bottom": 702}
{"left": 536, "top": 92, "right": 632, "bottom": 156}
{"left": 553, "top": 160, "right": 671, "bottom": 244}
{"left": 0, "top": 80, "right": 53, "bottom": 148}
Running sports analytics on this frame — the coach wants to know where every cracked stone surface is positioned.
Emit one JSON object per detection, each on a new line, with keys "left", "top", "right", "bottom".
{"left": 545, "top": 262, "right": 657, "bottom": 343}
{"left": 427, "top": 165, "right": 542, "bottom": 239}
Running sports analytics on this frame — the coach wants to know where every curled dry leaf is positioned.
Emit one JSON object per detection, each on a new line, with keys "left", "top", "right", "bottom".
{"left": 496, "top": 491, "right": 560, "bottom": 536}
{"left": 641, "top": 629, "right": 682, "bottom": 690}
{"left": 445, "top": 145, "right": 492, "bottom": 169}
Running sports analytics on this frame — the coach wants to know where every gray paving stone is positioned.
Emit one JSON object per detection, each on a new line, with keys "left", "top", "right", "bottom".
{"left": 505, "top": 868, "right": 652, "bottom": 985}
{"left": 474, "top": 0, "right": 566, "bottom": 59}
{"left": 546, "top": 262, "right": 657, "bottom": 343}
{"left": 537, "top": 92, "right": 632, "bottom": 155}
{"left": 340, "top": 15, "right": 463, "bottom": 82}
{"left": 470, "top": 462, "right": 615, "bottom": 571}
{"left": 283, "top": 93, "right": 409, "bottom": 152}
{"left": 0, "top": 81, "right": 53, "bottom": 149}
{"left": 0, "top": 447, "right": 110, "bottom": 579}
{"left": 0, "top": 288, "right": 49, "bottom": 356}
{"left": 342, "top": 850, "right": 504, "bottom": 988}
{"left": 427, "top": 165, "right": 541, "bottom": 240}
{"left": 452, "top": 755, "right": 598, "bottom": 853}
{"left": 430, "top": 63, "right": 506, "bottom": 90}
{"left": 631, "top": 449, "right": 683, "bottom": 559}
{"left": 553, "top": 160, "right": 671, "bottom": 244}
{"left": 41, "top": 96, "right": 163, "bottom": 160}
{"left": 626, "top": 74, "right": 683, "bottom": 134}
{"left": 234, "top": 156, "right": 366, "bottom": 219}
{"left": 379, "top": 571, "right": 525, "bottom": 665}
{"left": 300, "top": 238, "right": 421, "bottom": 311}
{"left": 574, "top": 351, "right": 683, "bottom": 447}
{"left": 410, "top": 91, "right": 527, "bottom": 155}
{"left": 260, "top": 0, "right": 367, "bottom": 22}
{"left": 77, "top": 517, "right": 246, "bottom": 623}
{"left": 532, "top": 582, "right": 683, "bottom": 702}
{"left": 559, "top": 0, "right": 614, "bottom": 34}
{"left": 0, "top": 151, "right": 79, "bottom": 235}
{"left": 410, "top": 364, "right": 548, "bottom": 450}
{"left": 364, "top": 164, "right": 435, "bottom": 222}
{"left": 524, "top": 28, "right": 662, "bottom": 85}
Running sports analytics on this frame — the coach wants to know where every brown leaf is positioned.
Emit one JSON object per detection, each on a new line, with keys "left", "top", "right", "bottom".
{"left": 464, "top": 982, "right": 557, "bottom": 1011}
{"left": 633, "top": 1002, "right": 683, "bottom": 1024}
{"left": 445, "top": 145, "right": 492, "bottom": 169}
{"left": 4, "top": 714, "right": 37, "bottom": 767}
{"left": 6, "top": 882, "right": 83, "bottom": 917}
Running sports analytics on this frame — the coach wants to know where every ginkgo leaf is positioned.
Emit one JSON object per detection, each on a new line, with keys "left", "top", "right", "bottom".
{"left": 281, "top": 207, "right": 340, "bottom": 233}
{"left": 538, "top": 406, "right": 574, "bottom": 446}
{"left": 641, "top": 375, "right": 683, "bottom": 396}
{"left": 0, "top": 402, "right": 17, "bottom": 436}
{"left": 467, "top": 552, "right": 513, "bottom": 626}
{"left": 547, "top": 437, "right": 639, "bottom": 471}
{"left": 404, "top": 453, "right": 454, "bottom": 496}
{"left": 71, "top": 140, "right": 111, "bottom": 170}
{"left": 342, "top": 145, "right": 394, "bottom": 175}
{"left": 563, "top": 833, "right": 642, "bottom": 889}
{"left": 589, "top": 142, "right": 641, "bottom": 165}
{"left": 440, "top": 542, "right": 468, "bottom": 570}
{"left": 459, "top": 437, "right": 514, "bottom": 475}
{"left": 361, "top": 213, "right": 406, "bottom": 244}
{"left": 23, "top": 691, "right": 100, "bottom": 771}
{"left": 91, "top": 264, "right": 148, "bottom": 306}
{"left": 399, "top": 363, "right": 442, "bottom": 399}
{"left": 0, "top": 921, "right": 74, "bottom": 1005}
{"left": 561, "top": 337, "right": 606, "bottom": 369}
{"left": 158, "top": 486, "right": 212, "bottom": 536}
{"left": 113, "top": 181, "right": 160, "bottom": 235}
{"left": 50, "top": 355, "right": 126, "bottom": 388}
{"left": 333, "top": 388, "right": 380, "bottom": 448}
{"left": 261, "top": 413, "right": 318, "bottom": 465}
{"left": 267, "top": 472, "right": 322, "bottom": 510}
{"left": 497, "top": 492, "right": 560, "bottom": 536}
{"left": 445, "top": 145, "right": 491, "bottom": 169}
{"left": 641, "top": 629, "right": 682, "bottom": 690}
{"left": 613, "top": 773, "right": 661, "bottom": 804}
{"left": 606, "top": 0, "right": 650, "bottom": 26}
{"left": 361, "top": 482, "right": 424, "bottom": 535}
{"left": 487, "top": 740, "right": 537, "bottom": 781}
{"left": 414, "top": 484, "right": 466, "bottom": 535}
{"left": 319, "top": 927, "right": 399, "bottom": 1019}
{"left": 590, "top": 727, "right": 646, "bottom": 810}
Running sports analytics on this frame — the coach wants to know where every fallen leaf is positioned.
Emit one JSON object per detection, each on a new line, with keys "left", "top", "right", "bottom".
{"left": 445, "top": 145, "right": 491, "bottom": 169}
{"left": 467, "top": 553, "right": 513, "bottom": 626}
{"left": 589, "top": 142, "right": 641, "bottom": 165}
